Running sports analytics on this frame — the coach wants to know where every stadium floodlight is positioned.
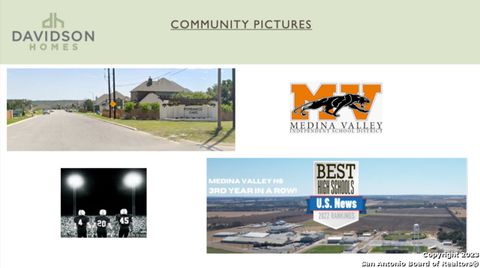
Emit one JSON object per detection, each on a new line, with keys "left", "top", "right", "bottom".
{"left": 67, "top": 174, "right": 84, "bottom": 216}
{"left": 67, "top": 174, "right": 84, "bottom": 189}
{"left": 123, "top": 172, "right": 143, "bottom": 216}
{"left": 124, "top": 172, "right": 142, "bottom": 188}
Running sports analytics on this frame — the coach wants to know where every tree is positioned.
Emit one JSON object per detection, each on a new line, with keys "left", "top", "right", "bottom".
{"left": 7, "top": 99, "right": 32, "bottom": 111}
{"left": 83, "top": 99, "right": 94, "bottom": 112}
{"left": 151, "top": 102, "right": 160, "bottom": 111}
{"left": 139, "top": 103, "right": 152, "bottom": 112}
{"left": 221, "top": 103, "right": 232, "bottom": 113}
{"left": 206, "top": 79, "right": 233, "bottom": 105}
{"left": 125, "top": 102, "right": 135, "bottom": 113}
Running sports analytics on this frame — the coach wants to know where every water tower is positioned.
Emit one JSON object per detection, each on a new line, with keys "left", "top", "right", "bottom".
{"left": 413, "top": 223, "right": 420, "bottom": 253}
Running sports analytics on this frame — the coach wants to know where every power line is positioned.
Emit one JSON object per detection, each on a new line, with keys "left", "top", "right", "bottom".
{"left": 167, "top": 68, "right": 188, "bottom": 77}
{"left": 114, "top": 68, "right": 188, "bottom": 88}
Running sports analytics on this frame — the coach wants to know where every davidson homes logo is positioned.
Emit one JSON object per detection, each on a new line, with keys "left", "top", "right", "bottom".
{"left": 11, "top": 12, "right": 95, "bottom": 51}
{"left": 290, "top": 83, "right": 382, "bottom": 134}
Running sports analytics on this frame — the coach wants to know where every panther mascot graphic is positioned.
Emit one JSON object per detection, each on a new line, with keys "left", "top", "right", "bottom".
{"left": 293, "top": 94, "right": 370, "bottom": 117}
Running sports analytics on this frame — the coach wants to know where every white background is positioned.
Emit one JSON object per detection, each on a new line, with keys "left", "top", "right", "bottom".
{"left": 1, "top": 65, "right": 479, "bottom": 267}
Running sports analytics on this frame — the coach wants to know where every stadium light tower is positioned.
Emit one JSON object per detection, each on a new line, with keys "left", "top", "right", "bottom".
{"left": 123, "top": 172, "right": 143, "bottom": 216}
{"left": 67, "top": 174, "right": 84, "bottom": 216}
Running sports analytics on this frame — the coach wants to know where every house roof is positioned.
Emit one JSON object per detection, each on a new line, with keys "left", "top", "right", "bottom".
{"left": 131, "top": 77, "right": 191, "bottom": 93}
{"left": 95, "top": 92, "right": 128, "bottom": 105}
{"left": 139, "top": 93, "right": 162, "bottom": 103}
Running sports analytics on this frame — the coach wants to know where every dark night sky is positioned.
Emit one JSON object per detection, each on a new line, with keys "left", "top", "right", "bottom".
{"left": 61, "top": 168, "right": 147, "bottom": 216}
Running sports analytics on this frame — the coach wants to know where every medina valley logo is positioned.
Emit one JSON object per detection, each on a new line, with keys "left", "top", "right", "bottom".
{"left": 11, "top": 12, "right": 95, "bottom": 51}
{"left": 290, "top": 83, "right": 382, "bottom": 134}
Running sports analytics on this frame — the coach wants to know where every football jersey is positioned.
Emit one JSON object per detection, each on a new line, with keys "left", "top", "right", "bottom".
{"left": 73, "top": 215, "right": 90, "bottom": 230}
{"left": 116, "top": 214, "right": 132, "bottom": 228}
{"left": 94, "top": 215, "right": 110, "bottom": 230}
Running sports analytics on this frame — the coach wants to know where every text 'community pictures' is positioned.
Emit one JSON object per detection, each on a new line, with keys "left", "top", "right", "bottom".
{"left": 61, "top": 168, "right": 147, "bottom": 238}
{"left": 7, "top": 68, "right": 235, "bottom": 151}
{"left": 207, "top": 158, "right": 467, "bottom": 254}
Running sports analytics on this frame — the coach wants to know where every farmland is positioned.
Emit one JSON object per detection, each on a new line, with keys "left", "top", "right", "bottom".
{"left": 338, "top": 214, "right": 458, "bottom": 232}
{"left": 448, "top": 207, "right": 466, "bottom": 219}
{"left": 208, "top": 211, "right": 281, "bottom": 218}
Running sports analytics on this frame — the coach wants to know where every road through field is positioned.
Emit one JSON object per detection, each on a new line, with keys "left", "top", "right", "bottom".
{"left": 7, "top": 110, "right": 207, "bottom": 151}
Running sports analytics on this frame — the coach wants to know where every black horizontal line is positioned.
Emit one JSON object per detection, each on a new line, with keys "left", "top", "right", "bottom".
{"left": 170, "top": 28, "right": 312, "bottom": 31}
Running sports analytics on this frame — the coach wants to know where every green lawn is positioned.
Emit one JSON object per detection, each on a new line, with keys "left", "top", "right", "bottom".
{"left": 304, "top": 245, "right": 345, "bottom": 253}
{"left": 370, "top": 246, "right": 428, "bottom": 253}
{"left": 207, "top": 247, "right": 237, "bottom": 253}
{"left": 7, "top": 115, "right": 34, "bottom": 125}
{"left": 384, "top": 232, "right": 427, "bottom": 241}
{"left": 82, "top": 113, "right": 235, "bottom": 145}
{"left": 7, "top": 109, "right": 47, "bottom": 125}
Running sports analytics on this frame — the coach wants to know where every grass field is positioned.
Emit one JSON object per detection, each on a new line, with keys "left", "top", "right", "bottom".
{"left": 384, "top": 232, "right": 427, "bottom": 241}
{"left": 370, "top": 246, "right": 428, "bottom": 253}
{"left": 207, "top": 247, "right": 237, "bottom": 253}
{"left": 7, "top": 115, "right": 33, "bottom": 125}
{"left": 303, "top": 245, "right": 345, "bottom": 253}
{"left": 7, "top": 110, "right": 43, "bottom": 125}
{"left": 7, "top": 109, "right": 46, "bottom": 125}
{"left": 82, "top": 113, "right": 234, "bottom": 145}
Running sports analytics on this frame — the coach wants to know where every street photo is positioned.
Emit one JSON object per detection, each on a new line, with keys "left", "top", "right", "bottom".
{"left": 207, "top": 158, "right": 467, "bottom": 254}
{"left": 7, "top": 68, "right": 235, "bottom": 151}
{"left": 61, "top": 168, "right": 147, "bottom": 238}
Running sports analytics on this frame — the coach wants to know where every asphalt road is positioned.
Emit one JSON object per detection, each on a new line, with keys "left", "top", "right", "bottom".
{"left": 7, "top": 110, "right": 208, "bottom": 151}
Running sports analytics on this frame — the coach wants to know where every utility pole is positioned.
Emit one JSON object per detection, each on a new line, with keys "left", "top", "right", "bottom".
{"left": 113, "top": 68, "right": 117, "bottom": 119}
{"left": 107, "top": 68, "right": 112, "bottom": 118}
{"left": 217, "top": 68, "right": 222, "bottom": 131}
{"left": 232, "top": 68, "right": 236, "bottom": 129}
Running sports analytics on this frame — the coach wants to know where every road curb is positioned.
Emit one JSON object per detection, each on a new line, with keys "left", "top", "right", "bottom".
{"left": 85, "top": 114, "right": 234, "bottom": 150}
{"left": 93, "top": 117, "right": 138, "bottom": 131}
{"left": 7, "top": 115, "right": 38, "bottom": 127}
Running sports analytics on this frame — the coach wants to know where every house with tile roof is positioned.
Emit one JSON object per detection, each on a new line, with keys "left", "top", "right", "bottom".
{"left": 130, "top": 77, "right": 191, "bottom": 103}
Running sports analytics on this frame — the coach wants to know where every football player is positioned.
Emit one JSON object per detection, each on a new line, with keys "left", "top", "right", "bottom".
{"left": 94, "top": 209, "right": 112, "bottom": 238}
{"left": 116, "top": 208, "right": 133, "bottom": 238}
{"left": 73, "top": 209, "right": 90, "bottom": 238}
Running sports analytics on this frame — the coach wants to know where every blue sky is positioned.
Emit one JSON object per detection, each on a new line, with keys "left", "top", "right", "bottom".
{"left": 7, "top": 68, "right": 233, "bottom": 100}
{"left": 207, "top": 158, "right": 467, "bottom": 196}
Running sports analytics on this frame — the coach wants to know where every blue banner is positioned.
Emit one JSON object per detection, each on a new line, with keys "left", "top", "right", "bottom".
{"left": 306, "top": 196, "right": 367, "bottom": 214}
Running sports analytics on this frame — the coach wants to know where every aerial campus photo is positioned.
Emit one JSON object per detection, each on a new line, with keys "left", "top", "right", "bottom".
{"left": 61, "top": 168, "right": 147, "bottom": 238}
{"left": 207, "top": 158, "right": 467, "bottom": 254}
{"left": 6, "top": 68, "right": 235, "bottom": 151}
